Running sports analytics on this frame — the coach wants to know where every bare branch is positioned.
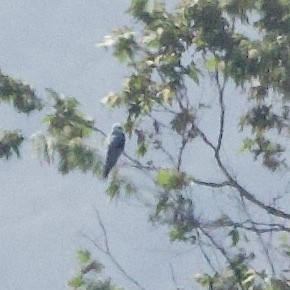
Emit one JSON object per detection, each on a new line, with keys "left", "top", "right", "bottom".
{"left": 196, "top": 122, "right": 290, "bottom": 220}
{"left": 196, "top": 127, "right": 216, "bottom": 152}
{"left": 239, "top": 197, "right": 276, "bottom": 275}
{"left": 206, "top": 215, "right": 290, "bottom": 234}
{"left": 199, "top": 227, "right": 246, "bottom": 290}
{"left": 197, "top": 239, "right": 217, "bottom": 273}
{"left": 215, "top": 69, "right": 226, "bottom": 154}
{"left": 218, "top": 160, "right": 290, "bottom": 220}
{"left": 84, "top": 208, "right": 147, "bottom": 290}
{"left": 191, "top": 178, "right": 231, "bottom": 188}
{"left": 91, "top": 125, "right": 107, "bottom": 137}
{"left": 177, "top": 137, "right": 187, "bottom": 171}
{"left": 169, "top": 263, "right": 181, "bottom": 290}
{"left": 195, "top": 68, "right": 290, "bottom": 219}
{"left": 157, "top": 143, "right": 176, "bottom": 166}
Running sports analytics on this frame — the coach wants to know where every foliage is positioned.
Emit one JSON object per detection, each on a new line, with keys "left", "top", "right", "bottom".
{"left": 0, "top": 71, "right": 42, "bottom": 159}
{"left": 68, "top": 250, "right": 123, "bottom": 290}
{"left": 0, "top": 130, "right": 24, "bottom": 159}
{"left": 32, "top": 90, "right": 100, "bottom": 174}
{"left": 95, "top": 0, "right": 290, "bottom": 288}
{"left": 3, "top": 0, "right": 290, "bottom": 289}
{"left": 0, "top": 70, "right": 42, "bottom": 113}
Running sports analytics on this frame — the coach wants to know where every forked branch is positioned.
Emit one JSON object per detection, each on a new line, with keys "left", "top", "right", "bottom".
{"left": 83, "top": 208, "right": 147, "bottom": 290}
{"left": 195, "top": 70, "right": 290, "bottom": 220}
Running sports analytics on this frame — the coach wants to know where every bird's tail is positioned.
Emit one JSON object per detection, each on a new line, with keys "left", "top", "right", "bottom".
{"left": 102, "top": 165, "right": 110, "bottom": 178}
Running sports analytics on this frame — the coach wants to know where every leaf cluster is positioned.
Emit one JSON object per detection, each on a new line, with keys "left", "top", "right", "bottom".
{"left": 0, "top": 71, "right": 43, "bottom": 159}
{"left": 33, "top": 90, "right": 99, "bottom": 174}
{"left": 0, "top": 70, "right": 42, "bottom": 113}
{"left": 68, "top": 249, "right": 123, "bottom": 290}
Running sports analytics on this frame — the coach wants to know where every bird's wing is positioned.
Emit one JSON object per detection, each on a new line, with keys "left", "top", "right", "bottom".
{"left": 103, "top": 132, "right": 125, "bottom": 178}
{"left": 109, "top": 131, "right": 125, "bottom": 151}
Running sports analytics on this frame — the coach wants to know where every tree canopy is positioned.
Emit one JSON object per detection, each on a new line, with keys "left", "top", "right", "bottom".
{"left": 2, "top": 0, "right": 290, "bottom": 289}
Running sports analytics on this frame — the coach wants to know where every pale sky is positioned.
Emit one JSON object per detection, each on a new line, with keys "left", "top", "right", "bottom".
{"left": 0, "top": 1, "right": 289, "bottom": 290}
{"left": 0, "top": 1, "right": 197, "bottom": 290}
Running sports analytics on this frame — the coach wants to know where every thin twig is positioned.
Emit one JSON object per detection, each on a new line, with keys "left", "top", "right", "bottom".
{"left": 197, "top": 239, "right": 217, "bottom": 273}
{"left": 199, "top": 227, "right": 246, "bottom": 290}
{"left": 239, "top": 197, "right": 276, "bottom": 275}
{"left": 191, "top": 178, "right": 231, "bottom": 188}
{"left": 177, "top": 137, "right": 187, "bottom": 171}
{"left": 195, "top": 127, "right": 216, "bottom": 151}
{"left": 197, "top": 125, "right": 290, "bottom": 220}
{"left": 84, "top": 208, "right": 147, "bottom": 290}
{"left": 169, "top": 263, "right": 181, "bottom": 290}
{"left": 158, "top": 143, "right": 176, "bottom": 166}
{"left": 215, "top": 69, "right": 226, "bottom": 154}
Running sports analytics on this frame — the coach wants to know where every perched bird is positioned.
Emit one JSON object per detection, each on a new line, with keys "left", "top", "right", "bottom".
{"left": 103, "top": 123, "right": 126, "bottom": 178}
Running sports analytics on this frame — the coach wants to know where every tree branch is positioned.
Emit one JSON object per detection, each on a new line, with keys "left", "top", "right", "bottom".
{"left": 197, "top": 239, "right": 217, "bottom": 273}
{"left": 169, "top": 263, "right": 181, "bottom": 290}
{"left": 177, "top": 136, "right": 187, "bottom": 171}
{"left": 195, "top": 127, "right": 216, "bottom": 152}
{"left": 91, "top": 125, "right": 155, "bottom": 172}
{"left": 196, "top": 125, "right": 290, "bottom": 220}
{"left": 84, "top": 208, "right": 147, "bottom": 290}
{"left": 215, "top": 69, "right": 226, "bottom": 154}
{"left": 239, "top": 197, "right": 275, "bottom": 275}
{"left": 199, "top": 227, "right": 246, "bottom": 290}
{"left": 191, "top": 178, "right": 231, "bottom": 188}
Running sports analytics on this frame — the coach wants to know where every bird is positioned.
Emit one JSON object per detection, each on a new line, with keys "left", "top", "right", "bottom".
{"left": 103, "top": 123, "right": 126, "bottom": 178}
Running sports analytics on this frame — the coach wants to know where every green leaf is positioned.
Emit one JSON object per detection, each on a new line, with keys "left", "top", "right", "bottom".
{"left": 106, "top": 175, "right": 124, "bottom": 198}
{"left": 187, "top": 63, "right": 200, "bottom": 84}
{"left": 77, "top": 249, "right": 91, "bottom": 264}
{"left": 205, "top": 56, "right": 219, "bottom": 71}
{"left": 169, "top": 227, "right": 187, "bottom": 241}
{"left": 240, "top": 138, "right": 255, "bottom": 152}
{"left": 195, "top": 273, "right": 214, "bottom": 287}
{"left": 68, "top": 274, "right": 84, "bottom": 288}
{"left": 135, "top": 142, "right": 148, "bottom": 157}
{"left": 0, "top": 70, "right": 43, "bottom": 113}
{"left": 156, "top": 169, "right": 184, "bottom": 190}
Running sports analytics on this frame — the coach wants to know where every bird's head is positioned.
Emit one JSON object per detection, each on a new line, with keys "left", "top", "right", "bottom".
{"left": 112, "top": 123, "right": 123, "bottom": 133}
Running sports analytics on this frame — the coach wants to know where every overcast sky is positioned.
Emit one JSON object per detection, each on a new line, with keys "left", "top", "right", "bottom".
{"left": 0, "top": 1, "right": 199, "bottom": 290}
{"left": 1, "top": 1, "right": 289, "bottom": 290}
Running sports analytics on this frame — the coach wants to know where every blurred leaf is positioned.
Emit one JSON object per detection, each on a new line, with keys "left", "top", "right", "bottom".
{"left": 205, "top": 56, "right": 219, "bottom": 71}
{"left": 169, "top": 227, "right": 188, "bottom": 241}
{"left": 0, "top": 70, "right": 43, "bottom": 113}
{"left": 170, "top": 109, "right": 194, "bottom": 134}
{"left": 187, "top": 62, "right": 200, "bottom": 84}
{"left": 135, "top": 142, "right": 148, "bottom": 157}
{"left": 101, "top": 92, "right": 123, "bottom": 107}
{"left": 106, "top": 175, "right": 122, "bottom": 198}
{"left": 77, "top": 249, "right": 91, "bottom": 264}
{"left": 156, "top": 169, "right": 185, "bottom": 190}
{"left": 68, "top": 274, "right": 84, "bottom": 288}
{"left": 0, "top": 130, "right": 24, "bottom": 159}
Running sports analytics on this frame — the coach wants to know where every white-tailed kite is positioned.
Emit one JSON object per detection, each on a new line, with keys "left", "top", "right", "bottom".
{"left": 103, "top": 123, "right": 126, "bottom": 178}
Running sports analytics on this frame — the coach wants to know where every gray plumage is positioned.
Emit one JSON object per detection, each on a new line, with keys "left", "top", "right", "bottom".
{"left": 103, "top": 123, "right": 125, "bottom": 178}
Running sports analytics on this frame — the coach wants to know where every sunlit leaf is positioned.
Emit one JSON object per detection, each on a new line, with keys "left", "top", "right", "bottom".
{"left": 68, "top": 274, "right": 84, "bottom": 288}
{"left": 156, "top": 169, "right": 184, "bottom": 190}
{"left": 77, "top": 249, "right": 91, "bottom": 264}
